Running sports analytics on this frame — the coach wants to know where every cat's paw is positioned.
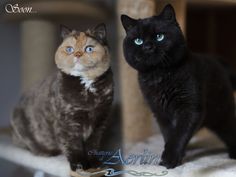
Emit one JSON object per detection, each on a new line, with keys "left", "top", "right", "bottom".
{"left": 88, "top": 157, "right": 103, "bottom": 169}
{"left": 70, "top": 161, "right": 90, "bottom": 171}
{"left": 159, "top": 149, "right": 183, "bottom": 169}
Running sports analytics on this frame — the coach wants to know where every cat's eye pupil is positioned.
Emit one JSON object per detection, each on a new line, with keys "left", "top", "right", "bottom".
{"left": 66, "top": 46, "right": 74, "bottom": 54}
{"left": 85, "top": 46, "right": 94, "bottom": 53}
{"left": 157, "top": 34, "right": 165, "bottom": 42}
{"left": 134, "top": 38, "right": 143, "bottom": 45}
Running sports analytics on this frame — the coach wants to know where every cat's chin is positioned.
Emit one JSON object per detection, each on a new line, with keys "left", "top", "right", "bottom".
{"left": 69, "top": 70, "right": 83, "bottom": 77}
{"left": 62, "top": 66, "right": 94, "bottom": 77}
{"left": 61, "top": 65, "right": 109, "bottom": 81}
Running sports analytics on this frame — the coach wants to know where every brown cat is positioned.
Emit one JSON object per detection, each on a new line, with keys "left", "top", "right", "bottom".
{"left": 11, "top": 24, "right": 113, "bottom": 171}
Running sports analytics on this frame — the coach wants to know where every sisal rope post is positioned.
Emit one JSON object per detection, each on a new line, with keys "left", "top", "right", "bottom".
{"left": 117, "top": 0, "right": 156, "bottom": 143}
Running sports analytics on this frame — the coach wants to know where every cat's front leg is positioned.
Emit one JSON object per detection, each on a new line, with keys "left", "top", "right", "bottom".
{"left": 84, "top": 123, "right": 108, "bottom": 169}
{"left": 85, "top": 135, "right": 102, "bottom": 169}
{"left": 56, "top": 122, "right": 90, "bottom": 171}
{"left": 159, "top": 111, "right": 202, "bottom": 169}
{"left": 59, "top": 134, "right": 90, "bottom": 171}
{"left": 66, "top": 144, "right": 90, "bottom": 171}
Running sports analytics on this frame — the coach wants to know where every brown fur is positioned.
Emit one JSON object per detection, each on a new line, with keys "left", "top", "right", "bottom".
{"left": 11, "top": 24, "right": 113, "bottom": 171}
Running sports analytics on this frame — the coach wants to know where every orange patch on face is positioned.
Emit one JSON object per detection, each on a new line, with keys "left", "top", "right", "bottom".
{"left": 74, "top": 32, "right": 87, "bottom": 57}
{"left": 55, "top": 30, "right": 110, "bottom": 79}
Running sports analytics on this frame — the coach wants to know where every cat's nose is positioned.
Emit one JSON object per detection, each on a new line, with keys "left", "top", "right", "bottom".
{"left": 143, "top": 42, "right": 155, "bottom": 53}
{"left": 75, "top": 51, "right": 83, "bottom": 57}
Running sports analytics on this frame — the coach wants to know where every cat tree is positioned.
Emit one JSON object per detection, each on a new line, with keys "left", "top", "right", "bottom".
{"left": 117, "top": 0, "right": 155, "bottom": 143}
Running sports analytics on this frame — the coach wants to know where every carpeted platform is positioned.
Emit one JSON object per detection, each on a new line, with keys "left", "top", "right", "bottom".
{"left": 0, "top": 129, "right": 236, "bottom": 177}
{"left": 124, "top": 129, "right": 236, "bottom": 177}
{"left": 0, "top": 135, "right": 70, "bottom": 177}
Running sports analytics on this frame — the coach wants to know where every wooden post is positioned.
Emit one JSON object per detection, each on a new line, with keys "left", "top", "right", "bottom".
{"left": 117, "top": 0, "right": 156, "bottom": 143}
{"left": 155, "top": 0, "right": 186, "bottom": 33}
{"left": 21, "top": 20, "right": 57, "bottom": 91}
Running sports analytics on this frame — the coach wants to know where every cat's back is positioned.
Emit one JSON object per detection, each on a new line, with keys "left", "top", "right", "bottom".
{"left": 187, "top": 52, "right": 230, "bottom": 84}
{"left": 11, "top": 71, "right": 61, "bottom": 151}
{"left": 189, "top": 52, "right": 234, "bottom": 109}
{"left": 17, "top": 71, "right": 58, "bottom": 108}
{"left": 189, "top": 52, "right": 235, "bottom": 126}
{"left": 13, "top": 71, "right": 60, "bottom": 128}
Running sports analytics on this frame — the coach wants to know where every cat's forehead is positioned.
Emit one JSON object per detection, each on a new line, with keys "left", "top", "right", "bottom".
{"left": 75, "top": 32, "right": 88, "bottom": 47}
{"left": 139, "top": 17, "right": 166, "bottom": 31}
{"left": 63, "top": 32, "right": 96, "bottom": 47}
{"left": 62, "top": 32, "right": 85, "bottom": 45}
{"left": 127, "top": 20, "right": 168, "bottom": 38}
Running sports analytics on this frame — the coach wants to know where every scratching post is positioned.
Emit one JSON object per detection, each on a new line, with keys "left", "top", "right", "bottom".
{"left": 21, "top": 20, "right": 56, "bottom": 91}
{"left": 117, "top": 0, "right": 155, "bottom": 143}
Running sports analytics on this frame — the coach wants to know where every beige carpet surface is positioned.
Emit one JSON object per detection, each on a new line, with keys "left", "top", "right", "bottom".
{"left": 124, "top": 129, "right": 236, "bottom": 177}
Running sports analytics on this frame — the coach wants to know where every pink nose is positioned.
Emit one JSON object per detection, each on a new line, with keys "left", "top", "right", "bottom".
{"left": 75, "top": 51, "right": 83, "bottom": 57}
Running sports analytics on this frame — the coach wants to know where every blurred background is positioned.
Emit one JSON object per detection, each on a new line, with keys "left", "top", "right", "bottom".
{"left": 0, "top": 0, "right": 236, "bottom": 176}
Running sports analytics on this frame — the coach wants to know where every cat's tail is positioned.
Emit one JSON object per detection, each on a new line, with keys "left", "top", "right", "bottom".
{"left": 218, "top": 59, "right": 236, "bottom": 90}
{"left": 0, "top": 126, "right": 12, "bottom": 136}
{"left": 228, "top": 71, "right": 236, "bottom": 90}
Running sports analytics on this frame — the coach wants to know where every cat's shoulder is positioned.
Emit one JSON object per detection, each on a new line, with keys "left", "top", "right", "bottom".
{"left": 188, "top": 52, "right": 223, "bottom": 69}
{"left": 186, "top": 52, "right": 227, "bottom": 83}
{"left": 189, "top": 52, "right": 220, "bottom": 64}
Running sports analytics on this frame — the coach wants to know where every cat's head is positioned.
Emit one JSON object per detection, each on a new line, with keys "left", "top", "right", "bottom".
{"left": 55, "top": 24, "right": 110, "bottom": 80}
{"left": 121, "top": 4, "right": 186, "bottom": 72}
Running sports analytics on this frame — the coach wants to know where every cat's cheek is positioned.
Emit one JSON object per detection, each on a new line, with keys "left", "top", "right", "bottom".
{"left": 55, "top": 57, "right": 65, "bottom": 71}
{"left": 62, "top": 59, "right": 74, "bottom": 72}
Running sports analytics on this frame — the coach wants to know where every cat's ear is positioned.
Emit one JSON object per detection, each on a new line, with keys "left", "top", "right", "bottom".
{"left": 159, "top": 4, "right": 176, "bottom": 22}
{"left": 93, "top": 23, "right": 107, "bottom": 41}
{"left": 121, "top": 15, "right": 137, "bottom": 32}
{"left": 60, "top": 25, "right": 72, "bottom": 39}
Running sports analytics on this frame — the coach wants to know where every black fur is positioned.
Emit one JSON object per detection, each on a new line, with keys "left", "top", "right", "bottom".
{"left": 121, "top": 4, "right": 236, "bottom": 169}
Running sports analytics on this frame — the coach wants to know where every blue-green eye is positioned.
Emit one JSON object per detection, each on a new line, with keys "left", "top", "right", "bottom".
{"left": 134, "top": 38, "right": 143, "bottom": 45}
{"left": 85, "top": 46, "right": 94, "bottom": 53}
{"left": 66, "top": 46, "right": 74, "bottom": 54}
{"left": 157, "top": 34, "right": 165, "bottom": 42}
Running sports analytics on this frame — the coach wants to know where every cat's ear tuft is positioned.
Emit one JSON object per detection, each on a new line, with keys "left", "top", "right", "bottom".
{"left": 121, "top": 14, "right": 137, "bottom": 32}
{"left": 60, "top": 25, "right": 72, "bottom": 39}
{"left": 93, "top": 23, "right": 107, "bottom": 41}
{"left": 159, "top": 4, "right": 176, "bottom": 22}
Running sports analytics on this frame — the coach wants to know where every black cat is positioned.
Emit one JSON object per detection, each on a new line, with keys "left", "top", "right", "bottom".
{"left": 121, "top": 4, "right": 236, "bottom": 169}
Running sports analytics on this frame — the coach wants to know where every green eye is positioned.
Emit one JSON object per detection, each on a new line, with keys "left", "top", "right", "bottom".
{"left": 134, "top": 38, "right": 143, "bottom": 45}
{"left": 66, "top": 46, "right": 74, "bottom": 54}
{"left": 157, "top": 34, "right": 165, "bottom": 42}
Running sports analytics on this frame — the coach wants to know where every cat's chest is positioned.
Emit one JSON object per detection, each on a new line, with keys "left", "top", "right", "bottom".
{"left": 138, "top": 72, "right": 171, "bottom": 95}
{"left": 60, "top": 82, "right": 112, "bottom": 111}
{"left": 57, "top": 72, "right": 108, "bottom": 106}
{"left": 138, "top": 72, "right": 190, "bottom": 111}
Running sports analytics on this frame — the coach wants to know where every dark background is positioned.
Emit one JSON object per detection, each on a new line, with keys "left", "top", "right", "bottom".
{"left": 187, "top": 5, "right": 236, "bottom": 69}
